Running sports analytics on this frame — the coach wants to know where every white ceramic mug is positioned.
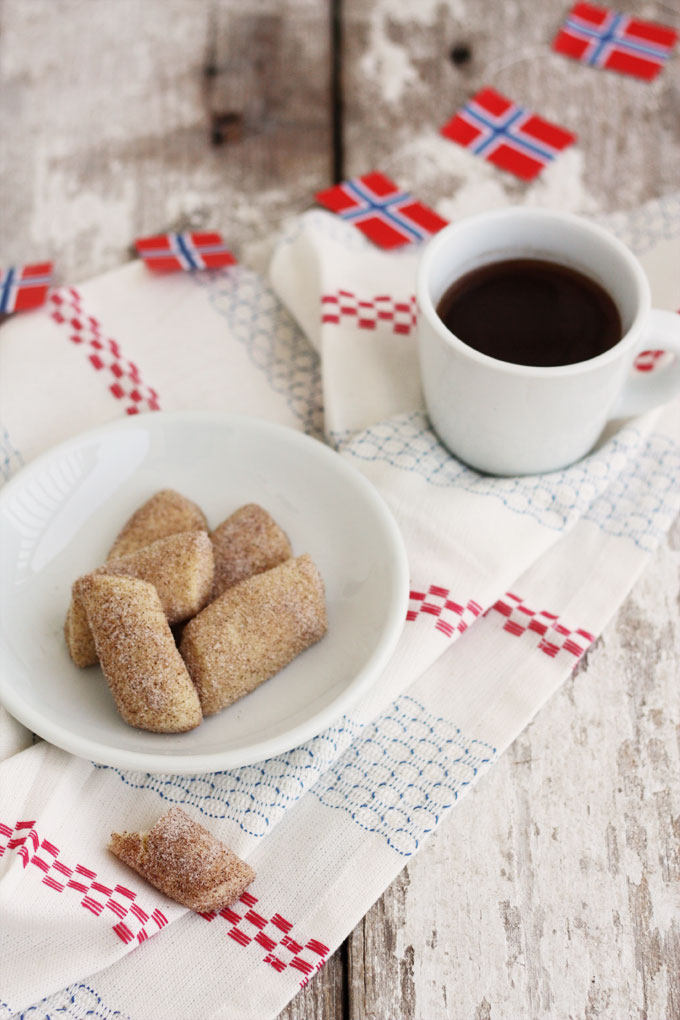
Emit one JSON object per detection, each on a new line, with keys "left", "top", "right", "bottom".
{"left": 417, "top": 208, "right": 680, "bottom": 475}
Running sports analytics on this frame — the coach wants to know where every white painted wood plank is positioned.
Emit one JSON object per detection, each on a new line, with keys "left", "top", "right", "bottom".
{"left": 0, "top": 0, "right": 332, "bottom": 282}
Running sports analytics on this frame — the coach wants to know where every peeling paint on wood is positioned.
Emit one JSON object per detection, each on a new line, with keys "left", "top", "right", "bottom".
{"left": 0, "top": 0, "right": 332, "bottom": 281}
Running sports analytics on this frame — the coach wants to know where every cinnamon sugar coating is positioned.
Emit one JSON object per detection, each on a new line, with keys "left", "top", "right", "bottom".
{"left": 78, "top": 574, "right": 202, "bottom": 732}
{"left": 210, "top": 503, "right": 292, "bottom": 599}
{"left": 180, "top": 554, "right": 327, "bottom": 716}
{"left": 64, "top": 598, "right": 97, "bottom": 669}
{"left": 109, "top": 807, "right": 255, "bottom": 912}
{"left": 66, "top": 531, "right": 215, "bottom": 668}
{"left": 107, "top": 489, "right": 207, "bottom": 561}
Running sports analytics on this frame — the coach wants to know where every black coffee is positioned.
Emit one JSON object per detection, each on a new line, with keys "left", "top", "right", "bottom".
{"left": 436, "top": 258, "right": 622, "bottom": 368}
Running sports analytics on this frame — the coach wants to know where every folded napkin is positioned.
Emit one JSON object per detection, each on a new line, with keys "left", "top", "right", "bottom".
{"left": 0, "top": 196, "right": 679, "bottom": 1020}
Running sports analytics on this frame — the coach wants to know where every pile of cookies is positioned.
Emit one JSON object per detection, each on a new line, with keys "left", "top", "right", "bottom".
{"left": 65, "top": 490, "right": 327, "bottom": 733}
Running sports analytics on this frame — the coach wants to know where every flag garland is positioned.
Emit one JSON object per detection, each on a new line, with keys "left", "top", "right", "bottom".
{"left": 134, "top": 232, "right": 237, "bottom": 272}
{"left": 4, "top": 12, "right": 674, "bottom": 305}
{"left": 440, "top": 87, "right": 577, "bottom": 181}
{"left": 553, "top": 3, "right": 678, "bottom": 81}
{"left": 0, "top": 263, "right": 53, "bottom": 314}
{"left": 315, "top": 172, "right": 448, "bottom": 250}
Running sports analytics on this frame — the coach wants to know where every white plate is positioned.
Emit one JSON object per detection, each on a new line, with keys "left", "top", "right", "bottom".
{"left": 0, "top": 412, "right": 408, "bottom": 774}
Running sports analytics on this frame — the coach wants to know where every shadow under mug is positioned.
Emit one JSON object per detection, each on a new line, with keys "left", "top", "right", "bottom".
{"left": 416, "top": 208, "right": 680, "bottom": 476}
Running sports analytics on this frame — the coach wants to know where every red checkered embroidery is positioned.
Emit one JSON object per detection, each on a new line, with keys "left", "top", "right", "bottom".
{"left": 0, "top": 820, "right": 167, "bottom": 945}
{"left": 634, "top": 311, "right": 678, "bottom": 373}
{"left": 49, "top": 288, "right": 160, "bottom": 415}
{"left": 198, "top": 891, "right": 329, "bottom": 988}
{"left": 1, "top": 819, "right": 329, "bottom": 986}
{"left": 487, "top": 592, "right": 595, "bottom": 660}
{"left": 634, "top": 349, "right": 670, "bottom": 373}
{"left": 321, "top": 291, "right": 417, "bottom": 336}
{"left": 406, "top": 585, "right": 595, "bottom": 660}
{"left": 406, "top": 585, "right": 483, "bottom": 638}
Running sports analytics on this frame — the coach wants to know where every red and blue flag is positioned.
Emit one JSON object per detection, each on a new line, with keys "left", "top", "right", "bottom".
{"left": 0, "top": 263, "right": 52, "bottom": 314}
{"left": 316, "top": 172, "right": 448, "bottom": 249}
{"left": 553, "top": 3, "right": 677, "bottom": 81}
{"left": 440, "top": 88, "right": 576, "bottom": 182}
{"left": 135, "top": 232, "right": 237, "bottom": 272}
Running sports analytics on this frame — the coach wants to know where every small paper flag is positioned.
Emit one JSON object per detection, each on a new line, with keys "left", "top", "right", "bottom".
{"left": 553, "top": 3, "right": 678, "bottom": 81}
{"left": 316, "top": 172, "right": 448, "bottom": 250}
{"left": 440, "top": 87, "right": 577, "bottom": 181}
{"left": 135, "top": 232, "right": 237, "bottom": 272}
{"left": 0, "top": 263, "right": 53, "bottom": 314}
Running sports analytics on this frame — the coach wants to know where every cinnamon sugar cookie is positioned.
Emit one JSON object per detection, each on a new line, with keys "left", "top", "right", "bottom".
{"left": 109, "top": 807, "right": 254, "bottom": 912}
{"left": 108, "top": 489, "right": 207, "bottom": 561}
{"left": 210, "top": 503, "right": 291, "bottom": 599}
{"left": 78, "top": 574, "right": 202, "bottom": 732}
{"left": 66, "top": 531, "right": 214, "bottom": 667}
{"left": 180, "top": 554, "right": 327, "bottom": 715}
{"left": 64, "top": 598, "right": 96, "bottom": 670}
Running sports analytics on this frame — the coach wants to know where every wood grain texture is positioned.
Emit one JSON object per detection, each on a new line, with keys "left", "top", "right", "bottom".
{"left": 1, "top": 1, "right": 679, "bottom": 1017}
{"left": 279, "top": 944, "right": 346, "bottom": 1020}
{"left": 0, "top": 0, "right": 332, "bottom": 282}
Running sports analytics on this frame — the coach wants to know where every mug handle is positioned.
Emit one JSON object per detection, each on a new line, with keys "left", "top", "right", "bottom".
{"left": 611, "top": 309, "right": 680, "bottom": 419}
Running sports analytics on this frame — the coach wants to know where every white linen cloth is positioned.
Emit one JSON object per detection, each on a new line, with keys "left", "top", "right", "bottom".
{"left": 0, "top": 196, "right": 679, "bottom": 1020}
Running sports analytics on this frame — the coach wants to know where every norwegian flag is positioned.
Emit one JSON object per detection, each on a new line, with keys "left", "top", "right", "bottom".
{"left": 553, "top": 3, "right": 678, "bottom": 81}
{"left": 135, "top": 232, "right": 237, "bottom": 272}
{"left": 0, "top": 263, "right": 52, "bottom": 314}
{"left": 315, "top": 172, "right": 448, "bottom": 249}
{"left": 440, "top": 88, "right": 577, "bottom": 181}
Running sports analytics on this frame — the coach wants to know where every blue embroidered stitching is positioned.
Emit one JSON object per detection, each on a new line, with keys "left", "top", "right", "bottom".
{"left": 331, "top": 411, "right": 651, "bottom": 534}
{"left": 0, "top": 424, "right": 24, "bottom": 484}
{"left": 310, "top": 694, "right": 496, "bottom": 856}
{"left": 10, "top": 983, "right": 131, "bottom": 1020}
{"left": 192, "top": 266, "right": 324, "bottom": 438}
{"left": 98, "top": 695, "right": 495, "bottom": 858}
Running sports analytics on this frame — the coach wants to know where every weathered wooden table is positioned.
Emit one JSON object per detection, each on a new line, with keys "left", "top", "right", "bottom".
{"left": 2, "top": 2, "right": 679, "bottom": 1017}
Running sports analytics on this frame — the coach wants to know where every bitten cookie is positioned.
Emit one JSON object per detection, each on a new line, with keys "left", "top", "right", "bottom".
{"left": 109, "top": 807, "right": 255, "bottom": 912}
{"left": 78, "top": 574, "right": 202, "bottom": 732}
{"left": 108, "top": 489, "right": 207, "bottom": 561}
{"left": 180, "top": 553, "right": 327, "bottom": 715}
{"left": 210, "top": 503, "right": 292, "bottom": 599}
{"left": 66, "top": 531, "right": 215, "bottom": 667}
